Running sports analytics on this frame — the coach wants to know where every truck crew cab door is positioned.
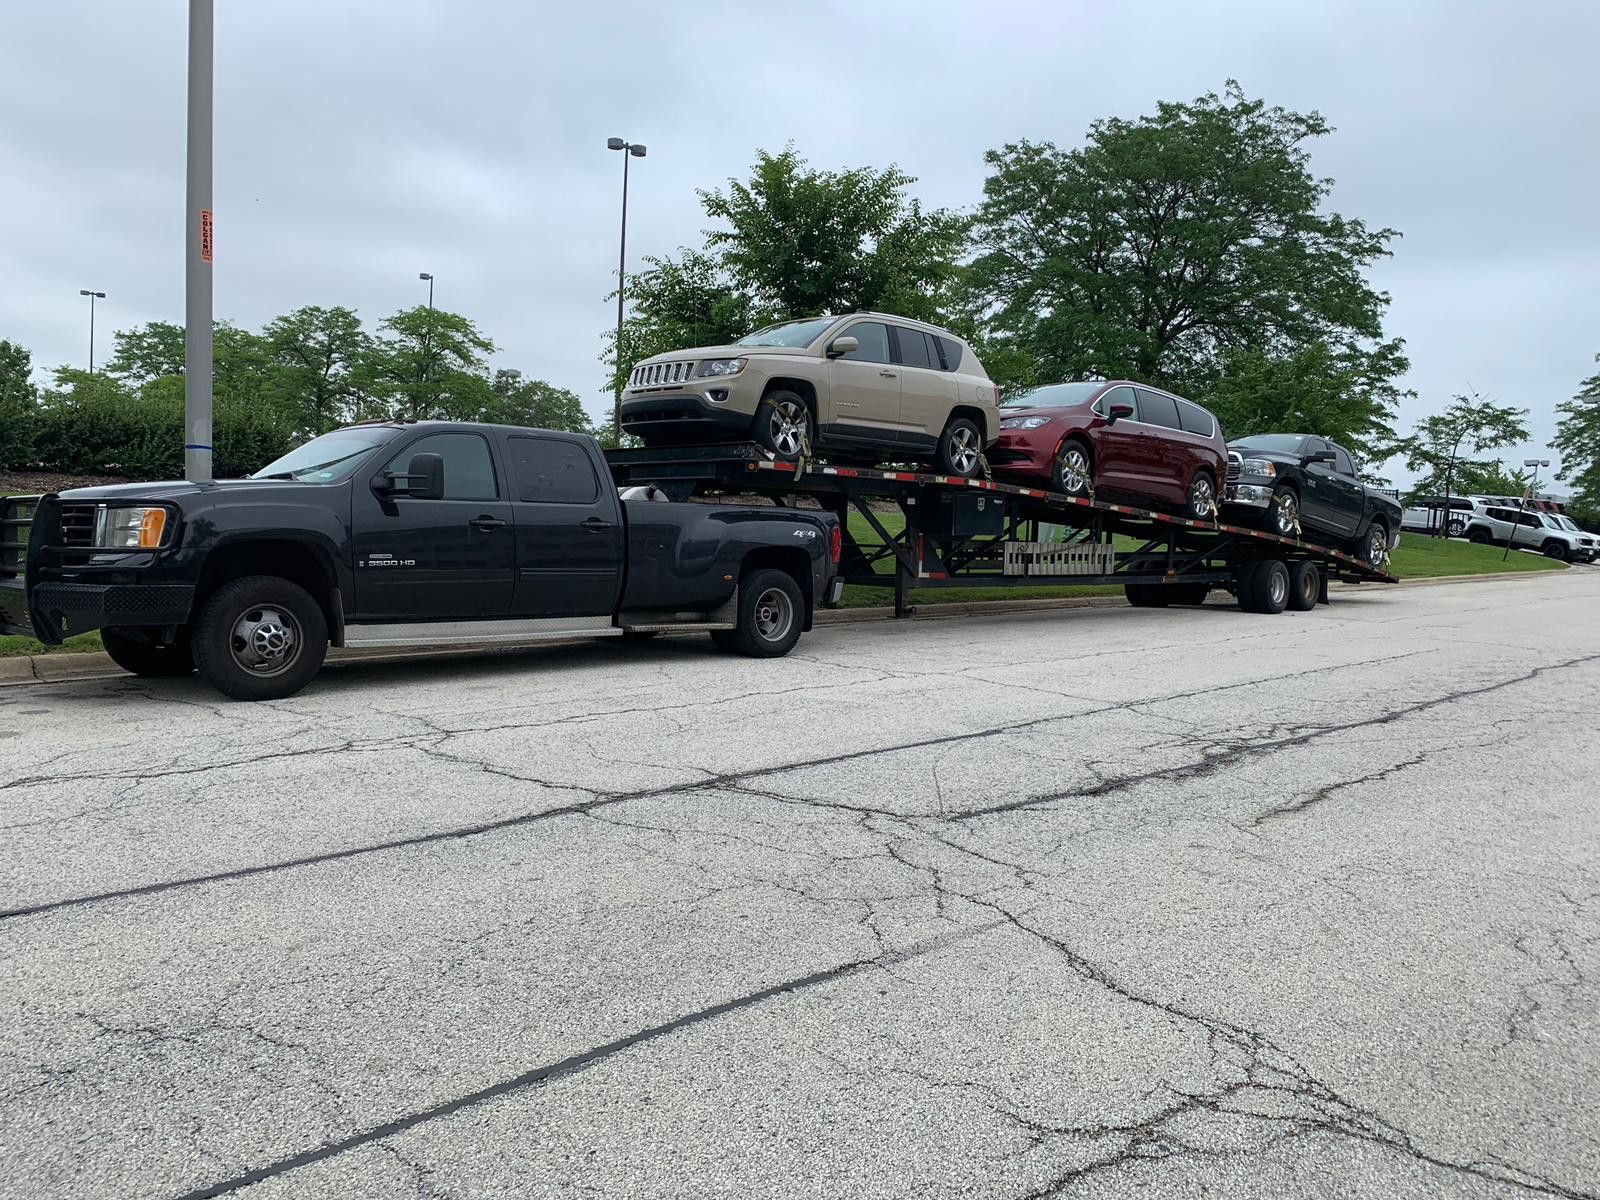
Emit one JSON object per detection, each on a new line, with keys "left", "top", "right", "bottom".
{"left": 1324, "top": 444, "right": 1367, "bottom": 537}
{"left": 1298, "top": 438, "right": 1345, "bottom": 533}
{"left": 354, "top": 430, "right": 516, "bottom": 620}
{"left": 503, "top": 433, "right": 623, "bottom": 618}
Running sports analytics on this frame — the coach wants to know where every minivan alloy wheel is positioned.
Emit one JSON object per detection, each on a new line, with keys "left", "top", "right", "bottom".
{"left": 1189, "top": 474, "right": 1216, "bottom": 519}
{"left": 1056, "top": 444, "right": 1091, "bottom": 495}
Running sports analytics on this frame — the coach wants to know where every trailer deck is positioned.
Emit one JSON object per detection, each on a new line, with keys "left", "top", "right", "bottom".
{"left": 607, "top": 444, "right": 1399, "bottom": 617}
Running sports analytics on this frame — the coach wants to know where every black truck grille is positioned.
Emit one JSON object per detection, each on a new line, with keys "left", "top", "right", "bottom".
{"left": 58, "top": 503, "right": 98, "bottom": 548}
{"left": 1226, "top": 453, "right": 1241, "bottom": 482}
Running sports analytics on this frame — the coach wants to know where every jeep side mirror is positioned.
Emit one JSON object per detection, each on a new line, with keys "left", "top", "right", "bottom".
{"left": 826, "top": 335, "right": 859, "bottom": 359}
{"left": 1302, "top": 450, "right": 1336, "bottom": 468}
{"left": 1106, "top": 403, "right": 1135, "bottom": 424}
{"left": 377, "top": 452, "right": 445, "bottom": 500}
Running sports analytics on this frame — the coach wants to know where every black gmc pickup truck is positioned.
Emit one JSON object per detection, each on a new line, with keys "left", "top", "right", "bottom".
{"left": 0, "top": 421, "right": 842, "bottom": 700}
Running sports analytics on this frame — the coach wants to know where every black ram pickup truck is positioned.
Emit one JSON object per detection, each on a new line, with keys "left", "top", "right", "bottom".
{"left": 1223, "top": 433, "right": 1403, "bottom": 565}
{"left": 0, "top": 421, "right": 842, "bottom": 700}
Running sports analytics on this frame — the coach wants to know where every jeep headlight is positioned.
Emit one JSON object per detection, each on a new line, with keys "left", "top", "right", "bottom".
{"left": 1239, "top": 458, "right": 1277, "bottom": 478}
{"left": 94, "top": 505, "right": 171, "bottom": 549}
{"left": 697, "top": 358, "right": 748, "bottom": 378}
{"left": 1000, "top": 416, "right": 1050, "bottom": 430}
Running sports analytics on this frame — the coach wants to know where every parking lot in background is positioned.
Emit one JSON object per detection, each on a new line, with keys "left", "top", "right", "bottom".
{"left": 3, "top": 572, "right": 1598, "bottom": 1200}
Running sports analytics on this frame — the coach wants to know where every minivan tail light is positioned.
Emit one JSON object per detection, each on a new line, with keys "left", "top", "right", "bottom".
{"left": 830, "top": 524, "right": 842, "bottom": 565}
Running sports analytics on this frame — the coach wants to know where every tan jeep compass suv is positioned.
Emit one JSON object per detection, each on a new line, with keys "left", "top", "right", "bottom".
{"left": 620, "top": 313, "right": 1001, "bottom": 477}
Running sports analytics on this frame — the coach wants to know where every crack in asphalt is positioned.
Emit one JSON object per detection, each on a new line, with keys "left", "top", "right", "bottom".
{"left": 164, "top": 926, "right": 993, "bottom": 1200}
{"left": 5, "top": 651, "right": 1592, "bottom": 922}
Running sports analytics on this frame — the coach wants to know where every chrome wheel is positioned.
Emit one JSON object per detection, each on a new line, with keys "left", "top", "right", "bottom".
{"left": 946, "top": 425, "right": 980, "bottom": 476}
{"left": 1056, "top": 444, "right": 1090, "bottom": 495}
{"left": 1367, "top": 527, "right": 1388, "bottom": 565}
{"left": 229, "top": 605, "right": 301, "bottom": 677}
{"left": 1189, "top": 474, "right": 1215, "bottom": 518}
{"left": 1272, "top": 490, "right": 1299, "bottom": 535}
{"left": 768, "top": 399, "right": 808, "bottom": 457}
{"left": 1269, "top": 569, "right": 1289, "bottom": 608}
{"left": 752, "top": 587, "right": 795, "bottom": 642}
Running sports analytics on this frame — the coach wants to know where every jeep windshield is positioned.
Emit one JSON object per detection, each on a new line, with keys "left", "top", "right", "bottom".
{"left": 735, "top": 317, "right": 836, "bottom": 348}
{"left": 252, "top": 426, "right": 400, "bottom": 483}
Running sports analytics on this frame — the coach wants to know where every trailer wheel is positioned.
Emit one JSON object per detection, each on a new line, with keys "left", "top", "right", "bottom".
{"left": 191, "top": 575, "right": 328, "bottom": 701}
{"left": 1234, "top": 562, "right": 1263, "bottom": 612}
{"left": 1124, "top": 583, "right": 1169, "bottom": 608}
{"left": 1169, "top": 582, "right": 1210, "bottom": 606}
{"left": 1287, "top": 562, "right": 1320, "bottom": 611}
{"left": 714, "top": 568, "right": 803, "bottom": 657}
{"left": 102, "top": 627, "right": 195, "bottom": 677}
{"left": 1250, "top": 560, "right": 1291, "bottom": 614}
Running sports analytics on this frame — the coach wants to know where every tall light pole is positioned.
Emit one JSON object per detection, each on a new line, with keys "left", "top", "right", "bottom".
{"left": 1524, "top": 458, "right": 1550, "bottom": 500}
{"left": 607, "top": 136, "right": 646, "bottom": 440}
{"left": 184, "top": 0, "right": 214, "bottom": 483}
{"left": 79, "top": 290, "right": 106, "bottom": 374}
{"left": 418, "top": 272, "right": 434, "bottom": 394}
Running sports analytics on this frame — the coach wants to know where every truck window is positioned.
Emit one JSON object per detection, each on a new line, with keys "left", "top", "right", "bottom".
{"left": 388, "top": 432, "right": 498, "bottom": 500}
{"left": 1332, "top": 446, "right": 1357, "bottom": 477}
{"left": 508, "top": 436, "right": 600, "bottom": 504}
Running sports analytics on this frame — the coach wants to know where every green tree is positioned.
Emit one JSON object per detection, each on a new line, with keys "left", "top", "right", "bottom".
{"left": 1393, "top": 392, "right": 1530, "bottom": 504}
{"left": 107, "top": 321, "right": 186, "bottom": 382}
{"left": 604, "top": 147, "right": 965, "bottom": 397}
{"left": 357, "top": 306, "right": 496, "bottom": 420}
{"left": 263, "top": 305, "right": 373, "bottom": 433}
{"left": 0, "top": 339, "right": 37, "bottom": 468}
{"left": 482, "top": 370, "right": 594, "bottom": 434}
{"left": 965, "top": 81, "right": 1406, "bottom": 441}
{"left": 1553, "top": 354, "right": 1600, "bottom": 510}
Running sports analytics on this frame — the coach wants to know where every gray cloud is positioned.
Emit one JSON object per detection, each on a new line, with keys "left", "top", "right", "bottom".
{"left": 3, "top": 0, "right": 1595, "bottom": 487}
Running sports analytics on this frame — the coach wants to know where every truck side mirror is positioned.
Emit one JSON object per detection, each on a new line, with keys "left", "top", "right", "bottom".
{"left": 826, "top": 335, "right": 859, "bottom": 359}
{"left": 1301, "top": 450, "right": 1335, "bottom": 468}
{"left": 1106, "top": 403, "right": 1134, "bottom": 424}
{"left": 377, "top": 452, "right": 445, "bottom": 500}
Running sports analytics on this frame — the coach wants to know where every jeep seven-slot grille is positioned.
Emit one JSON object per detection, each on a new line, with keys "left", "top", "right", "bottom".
{"left": 629, "top": 361, "right": 697, "bottom": 388}
{"left": 1226, "top": 452, "right": 1242, "bottom": 482}
{"left": 58, "top": 503, "right": 97, "bottom": 548}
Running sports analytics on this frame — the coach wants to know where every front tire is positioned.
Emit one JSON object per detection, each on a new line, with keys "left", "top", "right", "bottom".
{"left": 1052, "top": 438, "right": 1094, "bottom": 497}
{"left": 935, "top": 417, "right": 983, "bottom": 478}
{"left": 1187, "top": 471, "right": 1217, "bottom": 520}
{"left": 752, "top": 390, "right": 813, "bottom": 460}
{"left": 1356, "top": 522, "right": 1390, "bottom": 566}
{"left": 1542, "top": 540, "right": 1570, "bottom": 562}
{"left": 191, "top": 575, "right": 328, "bottom": 701}
{"left": 1264, "top": 485, "right": 1300, "bottom": 537}
{"left": 101, "top": 628, "right": 194, "bottom": 677}
{"left": 715, "top": 568, "right": 804, "bottom": 658}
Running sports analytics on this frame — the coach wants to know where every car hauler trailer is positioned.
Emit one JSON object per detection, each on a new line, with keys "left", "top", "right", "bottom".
{"left": 606, "top": 444, "right": 1399, "bottom": 618}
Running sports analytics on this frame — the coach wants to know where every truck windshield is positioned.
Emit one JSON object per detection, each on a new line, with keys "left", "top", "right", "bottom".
{"left": 252, "top": 427, "right": 400, "bottom": 483}
{"left": 1231, "top": 434, "right": 1308, "bottom": 454}
{"left": 735, "top": 317, "right": 835, "bottom": 348}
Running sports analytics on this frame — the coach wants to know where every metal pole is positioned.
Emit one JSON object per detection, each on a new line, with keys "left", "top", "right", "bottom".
{"left": 88, "top": 295, "right": 96, "bottom": 375}
{"left": 614, "top": 150, "right": 630, "bottom": 440}
{"left": 184, "top": 0, "right": 214, "bottom": 483}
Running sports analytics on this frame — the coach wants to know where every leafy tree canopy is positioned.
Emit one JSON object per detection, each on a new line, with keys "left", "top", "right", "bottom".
{"left": 1553, "top": 354, "right": 1600, "bottom": 510}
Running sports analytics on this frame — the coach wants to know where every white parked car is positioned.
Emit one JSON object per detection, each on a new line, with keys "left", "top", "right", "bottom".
{"left": 1463, "top": 505, "right": 1597, "bottom": 562}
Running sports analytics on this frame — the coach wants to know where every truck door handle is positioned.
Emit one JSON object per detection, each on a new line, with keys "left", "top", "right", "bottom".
{"left": 468, "top": 516, "right": 507, "bottom": 532}
{"left": 581, "top": 517, "right": 615, "bottom": 533}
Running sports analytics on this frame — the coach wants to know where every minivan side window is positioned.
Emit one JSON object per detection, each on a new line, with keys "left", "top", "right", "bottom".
{"left": 1136, "top": 389, "right": 1181, "bottom": 430}
{"left": 1176, "top": 399, "right": 1214, "bottom": 438}
{"left": 891, "top": 327, "right": 934, "bottom": 370}
{"left": 1093, "top": 385, "right": 1139, "bottom": 419}
{"left": 508, "top": 436, "right": 600, "bottom": 504}
{"left": 837, "top": 322, "right": 892, "bottom": 364}
{"left": 386, "top": 432, "right": 498, "bottom": 501}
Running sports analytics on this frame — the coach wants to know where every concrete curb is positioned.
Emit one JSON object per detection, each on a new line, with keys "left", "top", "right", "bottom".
{"left": 0, "top": 566, "right": 1570, "bottom": 687}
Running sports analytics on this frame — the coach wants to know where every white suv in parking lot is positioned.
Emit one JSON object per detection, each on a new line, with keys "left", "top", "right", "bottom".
{"left": 1464, "top": 505, "right": 1597, "bottom": 562}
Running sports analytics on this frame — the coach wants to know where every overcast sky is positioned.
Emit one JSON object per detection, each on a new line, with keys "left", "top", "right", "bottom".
{"left": 3, "top": 0, "right": 1596, "bottom": 487}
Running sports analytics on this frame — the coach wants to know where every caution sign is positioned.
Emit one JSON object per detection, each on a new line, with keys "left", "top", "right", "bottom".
{"left": 200, "top": 209, "right": 214, "bottom": 264}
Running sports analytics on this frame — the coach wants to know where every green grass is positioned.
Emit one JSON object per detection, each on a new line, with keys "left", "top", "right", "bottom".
{"left": 1386, "top": 535, "right": 1568, "bottom": 579}
{"left": 0, "top": 632, "right": 102, "bottom": 658}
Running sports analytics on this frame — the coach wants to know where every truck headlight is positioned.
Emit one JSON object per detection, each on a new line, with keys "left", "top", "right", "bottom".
{"left": 697, "top": 358, "right": 747, "bottom": 378}
{"left": 94, "top": 505, "right": 171, "bottom": 549}
{"left": 1000, "top": 416, "right": 1050, "bottom": 430}
{"left": 1239, "top": 458, "right": 1277, "bottom": 478}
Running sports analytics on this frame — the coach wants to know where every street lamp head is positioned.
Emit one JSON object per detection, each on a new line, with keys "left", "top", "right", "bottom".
{"left": 418, "top": 272, "right": 433, "bottom": 281}
{"left": 607, "top": 137, "right": 626, "bottom": 151}
{"left": 630, "top": 144, "right": 647, "bottom": 157}
{"left": 80, "top": 289, "right": 105, "bottom": 298}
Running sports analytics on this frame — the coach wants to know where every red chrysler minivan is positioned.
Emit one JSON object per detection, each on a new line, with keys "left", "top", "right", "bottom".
{"left": 987, "top": 380, "right": 1229, "bottom": 519}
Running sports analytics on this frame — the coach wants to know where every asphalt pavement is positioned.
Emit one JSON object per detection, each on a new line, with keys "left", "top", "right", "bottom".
{"left": 2, "top": 572, "right": 1598, "bottom": 1199}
